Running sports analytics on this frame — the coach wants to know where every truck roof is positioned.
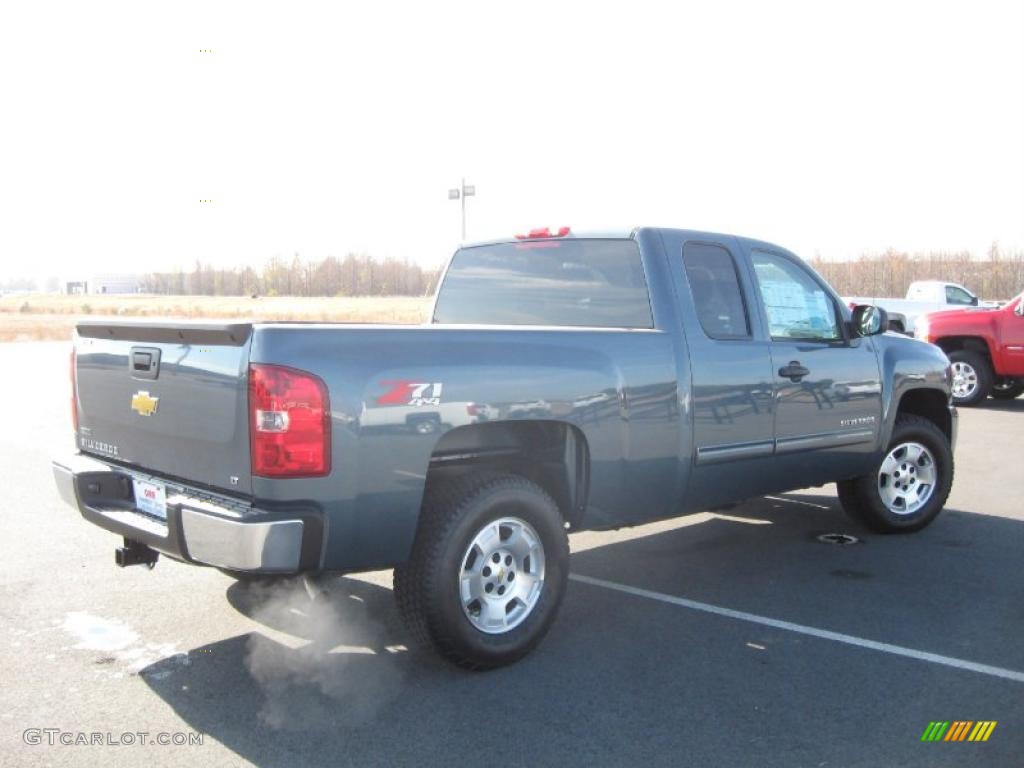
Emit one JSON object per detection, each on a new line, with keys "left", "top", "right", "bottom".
{"left": 909, "top": 280, "right": 957, "bottom": 286}
{"left": 464, "top": 227, "right": 797, "bottom": 257}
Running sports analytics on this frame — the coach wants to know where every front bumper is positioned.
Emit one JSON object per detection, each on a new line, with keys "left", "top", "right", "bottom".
{"left": 52, "top": 453, "right": 322, "bottom": 573}
{"left": 949, "top": 403, "right": 959, "bottom": 453}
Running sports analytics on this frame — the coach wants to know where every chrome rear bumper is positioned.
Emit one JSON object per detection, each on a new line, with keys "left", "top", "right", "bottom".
{"left": 52, "top": 453, "right": 308, "bottom": 573}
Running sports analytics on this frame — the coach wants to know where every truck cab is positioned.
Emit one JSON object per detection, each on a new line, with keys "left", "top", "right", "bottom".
{"left": 905, "top": 280, "right": 980, "bottom": 306}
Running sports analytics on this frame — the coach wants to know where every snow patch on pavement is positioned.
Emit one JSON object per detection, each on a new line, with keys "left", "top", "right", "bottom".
{"left": 61, "top": 612, "right": 190, "bottom": 679}
{"left": 63, "top": 612, "right": 139, "bottom": 651}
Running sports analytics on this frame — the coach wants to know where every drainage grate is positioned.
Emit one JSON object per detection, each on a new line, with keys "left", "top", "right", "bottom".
{"left": 817, "top": 533, "right": 860, "bottom": 545}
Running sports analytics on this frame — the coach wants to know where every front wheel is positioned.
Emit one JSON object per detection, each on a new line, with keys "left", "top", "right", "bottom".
{"left": 394, "top": 473, "right": 569, "bottom": 670}
{"left": 837, "top": 414, "right": 954, "bottom": 533}
{"left": 991, "top": 378, "right": 1024, "bottom": 400}
{"left": 947, "top": 349, "right": 992, "bottom": 406}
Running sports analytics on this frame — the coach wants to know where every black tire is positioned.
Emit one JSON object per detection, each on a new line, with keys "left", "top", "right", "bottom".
{"left": 408, "top": 415, "right": 440, "bottom": 435}
{"left": 837, "top": 414, "right": 954, "bottom": 533}
{"left": 990, "top": 378, "right": 1024, "bottom": 400}
{"left": 947, "top": 349, "right": 992, "bottom": 406}
{"left": 394, "top": 473, "right": 569, "bottom": 670}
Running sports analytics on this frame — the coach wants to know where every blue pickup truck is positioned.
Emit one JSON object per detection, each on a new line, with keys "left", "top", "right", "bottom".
{"left": 53, "top": 227, "right": 956, "bottom": 668}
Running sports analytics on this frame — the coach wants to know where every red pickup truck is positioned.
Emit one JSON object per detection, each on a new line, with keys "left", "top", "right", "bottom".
{"left": 916, "top": 290, "right": 1024, "bottom": 405}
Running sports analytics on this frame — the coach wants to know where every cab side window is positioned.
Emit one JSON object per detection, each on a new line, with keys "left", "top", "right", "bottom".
{"left": 682, "top": 243, "right": 750, "bottom": 340}
{"left": 750, "top": 251, "right": 842, "bottom": 341}
{"left": 945, "top": 285, "right": 974, "bottom": 305}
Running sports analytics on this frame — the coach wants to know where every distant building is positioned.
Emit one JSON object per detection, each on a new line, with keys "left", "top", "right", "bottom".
{"left": 63, "top": 274, "right": 143, "bottom": 295}
{"left": 90, "top": 273, "right": 142, "bottom": 294}
{"left": 64, "top": 280, "right": 88, "bottom": 295}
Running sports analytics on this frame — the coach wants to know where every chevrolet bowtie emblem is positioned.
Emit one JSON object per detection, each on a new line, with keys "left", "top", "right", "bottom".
{"left": 131, "top": 391, "right": 159, "bottom": 417}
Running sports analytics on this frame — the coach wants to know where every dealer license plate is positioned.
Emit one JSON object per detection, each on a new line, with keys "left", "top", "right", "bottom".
{"left": 133, "top": 479, "right": 167, "bottom": 520}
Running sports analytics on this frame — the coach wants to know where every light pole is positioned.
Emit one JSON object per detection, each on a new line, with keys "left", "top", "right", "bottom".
{"left": 448, "top": 178, "right": 476, "bottom": 241}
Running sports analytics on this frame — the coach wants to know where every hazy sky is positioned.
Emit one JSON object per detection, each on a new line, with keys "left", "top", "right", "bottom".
{"left": 1, "top": 0, "right": 1022, "bottom": 281}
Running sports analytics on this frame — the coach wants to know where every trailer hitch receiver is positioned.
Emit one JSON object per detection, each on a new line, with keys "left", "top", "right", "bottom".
{"left": 115, "top": 538, "right": 159, "bottom": 569}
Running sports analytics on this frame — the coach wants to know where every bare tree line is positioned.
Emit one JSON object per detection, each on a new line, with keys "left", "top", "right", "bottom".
{"left": 144, "top": 245, "right": 1022, "bottom": 301}
{"left": 810, "top": 244, "right": 1024, "bottom": 301}
{"left": 8, "top": 245, "right": 1023, "bottom": 301}
{"left": 141, "top": 254, "right": 441, "bottom": 297}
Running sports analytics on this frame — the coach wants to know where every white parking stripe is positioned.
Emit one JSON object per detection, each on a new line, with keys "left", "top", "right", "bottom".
{"left": 570, "top": 573, "right": 1024, "bottom": 684}
{"left": 763, "top": 494, "right": 831, "bottom": 510}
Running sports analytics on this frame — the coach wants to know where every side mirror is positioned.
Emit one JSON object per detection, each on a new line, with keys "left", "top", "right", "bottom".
{"left": 970, "top": 295, "right": 979, "bottom": 306}
{"left": 1016, "top": 301, "right": 1024, "bottom": 317}
{"left": 851, "top": 304, "right": 888, "bottom": 337}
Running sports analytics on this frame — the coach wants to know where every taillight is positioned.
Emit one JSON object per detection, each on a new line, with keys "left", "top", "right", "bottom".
{"left": 70, "top": 347, "right": 78, "bottom": 433}
{"left": 249, "top": 364, "right": 330, "bottom": 478}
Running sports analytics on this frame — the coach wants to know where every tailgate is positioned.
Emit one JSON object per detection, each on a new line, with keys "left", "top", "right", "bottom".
{"left": 74, "top": 320, "right": 253, "bottom": 495}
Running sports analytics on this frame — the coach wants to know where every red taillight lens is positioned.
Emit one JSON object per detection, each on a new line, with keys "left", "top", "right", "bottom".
{"left": 70, "top": 347, "right": 78, "bottom": 433}
{"left": 249, "top": 364, "right": 331, "bottom": 478}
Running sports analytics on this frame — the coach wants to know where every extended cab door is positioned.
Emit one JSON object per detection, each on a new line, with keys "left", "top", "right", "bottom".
{"left": 744, "top": 248, "right": 883, "bottom": 485}
{"left": 670, "top": 237, "right": 777, "bottom": 509}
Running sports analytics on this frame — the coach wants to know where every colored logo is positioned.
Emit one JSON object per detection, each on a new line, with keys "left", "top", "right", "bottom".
{"left": 130, "top": 391, "right": 159, "bottom": 417}
{"left": 376, "top": 381, "right": 444, "bottom": 407}
{"left": 921, "top": 721, "right": 996, "bottom": 742}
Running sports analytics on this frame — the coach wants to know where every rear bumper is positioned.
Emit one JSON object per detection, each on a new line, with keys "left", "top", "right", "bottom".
{"left": 52, "top": 453, "right": 322, "bottom": 573}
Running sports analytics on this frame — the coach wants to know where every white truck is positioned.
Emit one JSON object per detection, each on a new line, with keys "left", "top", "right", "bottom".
{"left": 844, "top": 280, "right": 997, "bottom": 335}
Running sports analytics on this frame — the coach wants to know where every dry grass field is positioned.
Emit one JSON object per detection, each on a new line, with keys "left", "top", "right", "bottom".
{"left": 0, "top": 294, "right": 431, "bottom": 342}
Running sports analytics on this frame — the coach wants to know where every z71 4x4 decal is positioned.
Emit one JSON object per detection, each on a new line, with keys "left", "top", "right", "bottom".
{"left": 376, "top": 380, "right": 444, "bottom": 407}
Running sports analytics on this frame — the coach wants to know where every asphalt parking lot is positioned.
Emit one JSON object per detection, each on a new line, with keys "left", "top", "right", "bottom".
{"left": 1, "top": 341, "right": 1021, "bottom": 767}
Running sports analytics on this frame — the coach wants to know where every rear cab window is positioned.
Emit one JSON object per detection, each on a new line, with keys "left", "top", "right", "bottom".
{"left": 682, "top": 242, "right": 751, "bottom": 339}
{"left": 432, "top": 238, "right": 653, "bottom": 327}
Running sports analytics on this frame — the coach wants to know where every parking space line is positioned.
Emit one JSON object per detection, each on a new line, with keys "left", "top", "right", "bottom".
{"left": 763, "top": 495, "right": 831, "bottom": 510}
{"left": 570, "top": 573, "right": 1024, "bottom": 684}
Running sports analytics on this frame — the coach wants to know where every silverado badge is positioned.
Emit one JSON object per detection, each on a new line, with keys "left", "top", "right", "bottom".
{"left": 130, "top": 391, "right": 160, "bottom": 417}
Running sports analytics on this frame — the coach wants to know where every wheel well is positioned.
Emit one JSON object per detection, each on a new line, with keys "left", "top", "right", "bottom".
{"left": 934, "top": 335, "right": 992, "bottom": 361}
{"left": 425, "top": 421, "right": 590, "bottom": 529}
{"left": 895, "top": 389, "right": 951, "bottom": 443}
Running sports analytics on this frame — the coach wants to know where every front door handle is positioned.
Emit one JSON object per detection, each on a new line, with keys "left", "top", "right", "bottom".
{"left": 779, "top": 361, "right": 810, "bottom": 382}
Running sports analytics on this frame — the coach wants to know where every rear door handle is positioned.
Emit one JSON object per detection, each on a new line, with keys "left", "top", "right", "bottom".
{"left": 778, "top": 361, "right": 810, "bottom": 382}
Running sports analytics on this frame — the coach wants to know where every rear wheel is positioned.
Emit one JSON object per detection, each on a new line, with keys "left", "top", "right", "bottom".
{"left": 837, "top": 414, "right": 953, "bottom": 533}
{"left": 394, "top": 473, "right": 569, "bottom": 670}
{"left": 413, "top": 419, "right": 438, "bottom": 435}
{"left": 991, "top": 378, "right": 1024, "bottom": 400}
{"left": 947, "top": 349, "right": 992, "bottom": 406}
